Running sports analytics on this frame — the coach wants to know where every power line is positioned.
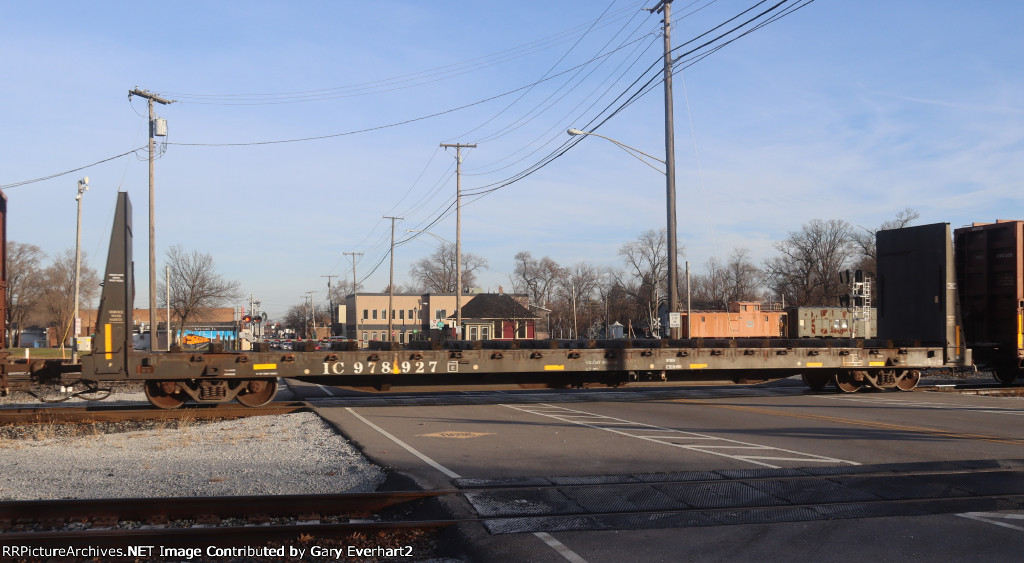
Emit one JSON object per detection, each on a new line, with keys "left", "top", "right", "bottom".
{"left": 156, "top": 2, "right": 648, "bottom": 105}
{"left": 165, "top": 36, "right": 652, "bottom": 148}
{"left": 1, "top": 147, "right": 147, "bottom": 189}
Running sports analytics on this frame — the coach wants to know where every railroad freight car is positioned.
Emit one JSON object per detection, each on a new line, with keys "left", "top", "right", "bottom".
{"left": 0, "top": 193, "right": 977, "bottom": 407}
{"left": 954, "top": 220, "right": 1024, "bottom": 384}
{"left": 0, "top": 189, "right": 6, "bottom": 349}
{"left": 784, "top": 307, "right": 876, "bottom": 338}
{"left": 679, "top": 302, "right": 785, "bottom": 338}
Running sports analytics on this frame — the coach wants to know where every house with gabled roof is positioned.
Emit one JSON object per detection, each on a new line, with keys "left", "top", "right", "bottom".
{"left": 451, "top": 292, "right": 539, "bottom": 341}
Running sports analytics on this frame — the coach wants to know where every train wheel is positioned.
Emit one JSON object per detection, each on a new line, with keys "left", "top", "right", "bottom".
{"left": 833, "top": 371, "right": 860, "bottom": 393}
{"left": 994, "top": 364, "right": 1019, "bottom": 385}
{"left": 236, "top": 379, "right": 278, "bottom": 407}
{"left": 144, "top": 380, "right": 186, "bottom": 409}
{"left": 896, "top": 370, "right": 921, "bottom": 391}
{"left": 864, "top": 369, "right": 899, "bottom": 391}
{"left": 801, "top": 372, "right": 831, "bottom": 391}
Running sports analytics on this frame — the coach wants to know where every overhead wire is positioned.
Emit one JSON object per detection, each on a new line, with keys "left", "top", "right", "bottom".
{"left": 1, "top": 147, "right": 147, "bottom": 189}
{"left": 158, "top": 2, "right": 648, "bottom": 106}
{"left": 446, "top": 0, "right": 621, "bottom": 142}
{"left": 360, "top": 0, "right": 805, "bottom": 286}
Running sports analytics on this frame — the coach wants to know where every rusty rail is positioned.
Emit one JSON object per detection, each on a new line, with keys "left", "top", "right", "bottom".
{"left": 0, "top": 401, "right": 309, "bottom": 425}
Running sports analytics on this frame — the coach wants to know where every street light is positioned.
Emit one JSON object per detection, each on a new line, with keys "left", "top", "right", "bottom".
{"left": 73, "top": 177, "right": 88, "bottom": 362}
{"left": 567, "top": 129, "right": 666, "bottom": 174}
{"left": 568, "top": 127, "right": 679, "bottom": 338}
{"left": 406, "top": 229, "right": 454, "bottom": 245}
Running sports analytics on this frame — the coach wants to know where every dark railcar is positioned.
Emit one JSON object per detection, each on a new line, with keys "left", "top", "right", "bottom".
{"left": 954, "top": 220, "right": 1024, "bottom": 383}
{"left": 0, "top": 189, "right": 6, "bottom": 349}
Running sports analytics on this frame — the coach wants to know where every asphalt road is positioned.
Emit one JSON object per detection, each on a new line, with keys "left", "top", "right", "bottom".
{"left": 282, "top": 379, "right": 1024, "bottom": 562}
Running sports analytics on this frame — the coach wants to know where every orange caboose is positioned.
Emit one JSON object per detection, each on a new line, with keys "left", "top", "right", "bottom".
{"left": 680, "top": 302, "right": 786, "bottom": 338}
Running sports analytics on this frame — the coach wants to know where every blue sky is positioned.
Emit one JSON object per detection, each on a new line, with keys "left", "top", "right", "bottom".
{"left": 2, "top": 1, "right": 1022, "bottom": 319}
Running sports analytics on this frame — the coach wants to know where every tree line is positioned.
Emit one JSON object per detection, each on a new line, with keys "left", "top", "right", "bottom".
{"left": 8, "top": 208, "right": 914, "bottom": 345}
{"left": 284, "top": 208, "right": 918, "bottom": 339}
{"left": 6, "top": 242, "right": 100, "bottom": 347}
{"left": 6, "top": 242, "right": 241, "bottom": 347}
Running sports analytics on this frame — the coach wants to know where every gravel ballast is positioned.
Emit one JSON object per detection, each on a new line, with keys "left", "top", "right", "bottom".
{"left": 0, "top": 412, "right": 386, "bottom": 500}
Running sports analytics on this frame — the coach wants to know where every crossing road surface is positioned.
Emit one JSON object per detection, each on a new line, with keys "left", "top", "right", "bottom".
{"left": 282, "top": 380, "right": 1024, "bottom": 562}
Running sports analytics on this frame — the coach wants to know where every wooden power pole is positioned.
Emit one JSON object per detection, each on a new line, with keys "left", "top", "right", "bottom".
{"left": 344, "top": 252, "right": 363, "bottom": 345}
{"left": 440, "top": 142, "right": 476, "bottom": 339}
{"left": 129, "top": 88, "right": 174, "bottom": 349}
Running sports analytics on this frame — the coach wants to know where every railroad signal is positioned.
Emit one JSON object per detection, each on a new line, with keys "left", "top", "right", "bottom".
{"left": 242, "top": 314, "right": 253, "bottom": 324}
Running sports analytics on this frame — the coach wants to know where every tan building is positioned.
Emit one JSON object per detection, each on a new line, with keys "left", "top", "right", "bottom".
{"left": 343, "top": 293, "right": 474, "bottom": 344}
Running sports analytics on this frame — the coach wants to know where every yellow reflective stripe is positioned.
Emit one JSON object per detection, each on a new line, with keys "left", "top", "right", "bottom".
{"left": 104, "top": 323, "right": 112, "bottom": 360}
{"left": 544, "top": 365, "right": 565, "bottom": 371}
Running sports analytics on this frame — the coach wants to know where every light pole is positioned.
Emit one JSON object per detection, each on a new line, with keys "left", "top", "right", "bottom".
{"left": 567, "top": 127, "right": 678, "bottom": 337}
{"left": 72, "top": 177, "right": 88, "bottom": 362}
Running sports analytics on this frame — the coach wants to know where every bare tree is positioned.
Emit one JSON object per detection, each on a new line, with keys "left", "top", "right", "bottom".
{"left": 614, "top": 229, "right": 684, "bottom": 330}
{"left": 552, "top": 262, "right": 604, "bottom": 339}
{"left": 409, "top": 243, "right": 488, "bottom": 293}
{"left": 763, "top": 219, "right": 855, "bottom": 306}
{"left": 161, "top": 245, "right": 242, "bottom": 343}
{"left": 511, "top": 251, "right": 562, "bottom": 305}
{"left": 328, "top": 279, "right": 363, "bottom": 306}
{"left": 6, "top": 242, "right": 46, "bottom": 346}
{"left": 852, "top": 207, "right": 920, "bottom": 276}
{"left": 282, "top": 303, "right": 307, "bottom": 338}
{"left": 282, "top": 299, "right": 331, "bottom": 339}
{"left": 38, "top": 249, "right": 99, "bottom": 346}
{"left": 724, "top": 248, "right": 763, "bottom": 303}
{"left": 691, "top": 256, "right": 729, "bottom": 308}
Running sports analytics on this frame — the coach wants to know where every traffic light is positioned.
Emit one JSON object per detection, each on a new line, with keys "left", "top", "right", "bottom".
{"left": 242, "top": 314, "right": 253, "bottom": 324}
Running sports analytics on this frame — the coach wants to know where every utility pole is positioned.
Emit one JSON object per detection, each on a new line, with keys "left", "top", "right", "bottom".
{"left": 321, "top": 274, "right": 337, "bottom": 336}
{"left": 344, "top": 252, "right": 363, "bottom": 345}
{"left": 129, "top": 88, "right": 175, "bottom": 349}
{"left": 384, "top": 216, "right": 403, "bottom": 344}
{"left": 306, "top": 291, "right": 317, "bottom": 340}
{"left": 440, "top": 142, "right": 476, "bottom": 340}
{"left": 166, "top": 265, "right": 171, "bottom": 350}
{"left": 647, "top": 1, "right": 678, "bottom": 338}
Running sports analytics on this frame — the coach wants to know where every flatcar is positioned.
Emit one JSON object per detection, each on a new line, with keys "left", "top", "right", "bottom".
{"left": 0, "top": 193, "right": 1003, "bottom": 408}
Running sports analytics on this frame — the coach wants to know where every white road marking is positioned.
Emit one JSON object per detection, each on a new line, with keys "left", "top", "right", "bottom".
{"left": 535, "top": 532, "right": 589, "bottom": 563}
{"left": 316, "top": 384, "right": 337, "bottom": 397}
{"left": 346, "top": 407, "right": 589, "bottom": 563}
{"left": 956, "top": 512, "right": 1024, "bottom": 532}
{"left": 502, "top": 403, "right": 859, "bottom": 469}
{"left": 821, "top": 395, "right": 1024, "bottom": 415}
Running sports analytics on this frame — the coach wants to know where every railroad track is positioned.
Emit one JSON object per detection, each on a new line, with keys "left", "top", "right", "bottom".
{"left": 923, "top": 383, "right": 1024, "bottom": 396}
{"left": 454, "top": 458, "right": 1024, "bottom": 534}
{"left": 1, "top": 491, "right": 455, "bottom": 552}
{"left": 0, "top": 401, "right": 310, "bottom": 425}
{"left": 5, "top": 459, "right": 1022, "bottom": 549}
